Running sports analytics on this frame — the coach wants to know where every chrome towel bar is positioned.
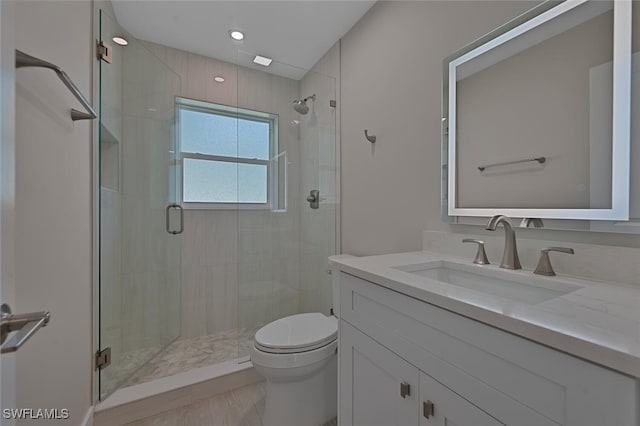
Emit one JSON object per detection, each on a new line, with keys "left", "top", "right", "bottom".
{"left": 15, "top": 49, "right": 97, "bottom": 121}
{"left": 478, "top": 156, "right": 545, "bottom": 172}
{"left": 0, "top": 303, "right": 51, "bottom": 354}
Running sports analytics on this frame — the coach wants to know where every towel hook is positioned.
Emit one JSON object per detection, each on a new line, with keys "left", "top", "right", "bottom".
{"left": 364, "top": 129, "right": 376, "bottom": 143}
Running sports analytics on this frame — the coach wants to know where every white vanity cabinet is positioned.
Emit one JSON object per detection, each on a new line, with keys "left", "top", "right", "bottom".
{"left": 338, "top": 272, "right": 639, "bottom": 426}
{"left": 340, "top": 321, "right": 420, "bottom": 426}
{"left": 341, "top": 321, "right": 505, "bottom": 426}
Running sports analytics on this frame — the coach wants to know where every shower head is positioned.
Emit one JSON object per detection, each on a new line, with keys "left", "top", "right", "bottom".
{"left": 292, "top": 94, "right": 316, "bottom": 115}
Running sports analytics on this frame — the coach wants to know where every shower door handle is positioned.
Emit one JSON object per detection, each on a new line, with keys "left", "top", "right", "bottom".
{"left": 166, "top": 204, "right": 184, "bottom": 235}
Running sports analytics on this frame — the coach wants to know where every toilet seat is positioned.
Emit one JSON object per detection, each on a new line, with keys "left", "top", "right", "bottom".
{"left": 254, "top": 313, "right": 337, "bottom": 354}
{"left": 252, "top": 338, "right": 337, "bottom": 370}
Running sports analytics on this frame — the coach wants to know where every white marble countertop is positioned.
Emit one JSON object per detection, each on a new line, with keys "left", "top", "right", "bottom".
{"left": 330, "top": 251, "right": 640, "bottom": 378}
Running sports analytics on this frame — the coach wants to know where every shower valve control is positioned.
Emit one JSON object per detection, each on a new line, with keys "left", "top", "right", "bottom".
{"left": 307, "top": 190, "right": 320, "bottom": 209}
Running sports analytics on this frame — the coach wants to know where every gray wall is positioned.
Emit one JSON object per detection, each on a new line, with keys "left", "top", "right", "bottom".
{"left": 1, "top": 0, "right": 17, "bottom": 419}
{"left": 14, "top": 0, "right": 93, "bottom": 423}
{"left": 340, "top": 1, "right": 640, "bottom": 255}
{"left": 340, "top": 1, "right": 536, "bottom": 255}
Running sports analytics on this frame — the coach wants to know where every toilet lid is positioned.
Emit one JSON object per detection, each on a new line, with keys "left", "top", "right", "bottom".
{"left": 254, "top": 313, "right": 337, "bottom": 353}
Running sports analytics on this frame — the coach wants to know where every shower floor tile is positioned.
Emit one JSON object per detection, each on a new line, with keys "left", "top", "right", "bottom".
{"left": 125, "top": 326, "right": 261, "bottom": 387}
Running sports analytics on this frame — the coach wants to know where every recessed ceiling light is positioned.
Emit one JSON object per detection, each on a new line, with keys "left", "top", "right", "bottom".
{"left": 229, "top": 30, "right": 244, "bottom": 41}
{"left": 112, "top": 36, "right": 128, "bottom": 46}
{"left": 253, "top": 55, "right": 273, "bottom": 67}
{"left": 213, "top": 76, "right": 225, "bottom": 83}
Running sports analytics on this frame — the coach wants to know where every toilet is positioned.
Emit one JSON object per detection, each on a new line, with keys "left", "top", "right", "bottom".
{"left": 251, "top": 312, "right": 338, "bottom": 426}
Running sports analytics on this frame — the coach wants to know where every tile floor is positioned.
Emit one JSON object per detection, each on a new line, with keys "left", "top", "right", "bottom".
{"left": 125, "top": 381, "right": 338, "bottom": 426}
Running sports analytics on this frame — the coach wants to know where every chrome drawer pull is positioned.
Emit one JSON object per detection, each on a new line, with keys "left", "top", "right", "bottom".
{"left": 423, "top": 400, "right": 435, "bottom": 419}
{"left": 400, "top": 381, "right": 411, "bottom": 398}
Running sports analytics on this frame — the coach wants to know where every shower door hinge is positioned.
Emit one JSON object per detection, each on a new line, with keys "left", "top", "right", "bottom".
{"left": 97, "top": 40, "right": 113, "bottom": 64}
{"left": 95, "top": 347, "right": 112, "bottom": 370}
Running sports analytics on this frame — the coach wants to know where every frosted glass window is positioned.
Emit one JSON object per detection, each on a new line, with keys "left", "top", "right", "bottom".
{"left": 177, "top": 98, "right": 277, "bottom": 207}
{"left": 180, "top": 109, "right": 239, "bottom": 158}
{"left": 183, "top": 159, "right": 267, "bottom": 203}
{"left": 180, "top": 108, "right": 271, "bottom": 160}
{"left": 239, "top": 120, "right": 269, "bottom": 160}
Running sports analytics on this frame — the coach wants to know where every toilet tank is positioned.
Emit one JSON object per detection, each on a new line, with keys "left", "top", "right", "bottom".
{"left": 329, "top": 255, "right": 356, "bottom": 318}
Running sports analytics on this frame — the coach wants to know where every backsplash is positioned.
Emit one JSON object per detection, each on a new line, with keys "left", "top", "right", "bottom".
{"left": 423, "top": 230, "right": 640, "bottom": 287}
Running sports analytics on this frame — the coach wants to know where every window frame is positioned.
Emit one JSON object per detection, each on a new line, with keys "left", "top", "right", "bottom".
{"left": 176, "top": 97, "right": 278, "bottom": 210}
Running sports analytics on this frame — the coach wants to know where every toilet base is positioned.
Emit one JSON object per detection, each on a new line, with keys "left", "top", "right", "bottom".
{"left": 261, "top": 354, "right": 337, "bottom": 426}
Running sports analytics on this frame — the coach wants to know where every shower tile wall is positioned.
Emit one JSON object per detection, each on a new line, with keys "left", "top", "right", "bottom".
{"left": 142, "top": 41, "right": 303, "bottom": 342}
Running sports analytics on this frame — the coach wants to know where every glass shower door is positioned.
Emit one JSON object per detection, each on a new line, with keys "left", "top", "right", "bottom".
{"left": 98, "top": 10, "right": 182, "bottom": 398}
{"left": 235, "top": 52, "right": 338, "bottom": 359}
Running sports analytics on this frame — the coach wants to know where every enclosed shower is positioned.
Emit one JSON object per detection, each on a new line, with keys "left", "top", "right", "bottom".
{"left": 97, "top": 8, "right": 339, "bottom": 400}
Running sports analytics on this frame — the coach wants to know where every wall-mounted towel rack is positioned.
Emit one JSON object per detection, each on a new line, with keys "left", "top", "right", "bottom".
{"left": 478, "top": 156, "right": 545, "bottom": 172}
{"left": 1, "top": 303, "right": 50, "bottom": 354}
{"left": 15, "top": 49, "right": 97, "bottom": 121}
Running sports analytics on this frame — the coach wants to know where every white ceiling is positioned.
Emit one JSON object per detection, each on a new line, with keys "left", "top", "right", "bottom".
{"left": 112, "top": 1, "right": 375, "bottom": 80}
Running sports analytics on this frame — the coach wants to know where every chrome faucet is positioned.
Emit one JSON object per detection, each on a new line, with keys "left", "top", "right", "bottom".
{"left": 485, "top": 215, "right": 522, "bottom": 270}
{"left": 520, "top": 217, "right": 544, "bottom": 228}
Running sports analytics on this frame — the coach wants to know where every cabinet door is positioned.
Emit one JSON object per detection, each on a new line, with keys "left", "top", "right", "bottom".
{"left": 420, "top": 372, "right": 504, "bottom": 426}
{"left": 340, "top": 321, "right": 420, "bottom": 426}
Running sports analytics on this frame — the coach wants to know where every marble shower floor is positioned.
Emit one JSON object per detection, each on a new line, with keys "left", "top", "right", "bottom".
{"left": 125, "top": 326, "right": 261, "bottom": 387}
{"left": 125, "top": 381, "right": 338, "bottom": 426}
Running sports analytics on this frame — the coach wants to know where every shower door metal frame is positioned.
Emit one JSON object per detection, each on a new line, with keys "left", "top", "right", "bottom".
{"left": 91, "top": 2, "right": 102, "bottom": 403}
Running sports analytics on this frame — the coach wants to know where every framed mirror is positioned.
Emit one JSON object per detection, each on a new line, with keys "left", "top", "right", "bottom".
{"left": 442, "top": 0, "right": 632, "bottom": 225}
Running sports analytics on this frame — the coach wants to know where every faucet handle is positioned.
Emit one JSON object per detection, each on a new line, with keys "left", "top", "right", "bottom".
{"left": 534, "top": 247, "right": 575, "bottom": 276}
{"left": 462, "top": 239, "right": 490, "bottom": 265}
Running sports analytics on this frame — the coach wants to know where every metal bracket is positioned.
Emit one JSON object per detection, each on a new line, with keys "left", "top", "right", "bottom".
{"left": 330, "top": 100, "right": 337, "bottom": 108}
{"left": 95, "top": 347, "right": 112, "bottom": 370}
{"left": 97, "top": 40, "right": 113, "bottom": 64}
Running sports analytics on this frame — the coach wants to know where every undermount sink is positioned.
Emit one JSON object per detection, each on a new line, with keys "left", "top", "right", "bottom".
{"left": 393, "top": 260, "right": 582, "bottom": 304}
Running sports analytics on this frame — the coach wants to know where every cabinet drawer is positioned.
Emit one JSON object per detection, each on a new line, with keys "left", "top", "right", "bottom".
{"left": 340, "top": 272, "right": 638, "bottom": 426}
{"left": 420, "top": 372, "right": 504, "bottom": 426}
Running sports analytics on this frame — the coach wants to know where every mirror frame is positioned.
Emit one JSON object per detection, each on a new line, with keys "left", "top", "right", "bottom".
{"left": 442, "top": 0, "right": 632, "bottom": 221}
